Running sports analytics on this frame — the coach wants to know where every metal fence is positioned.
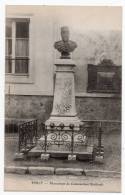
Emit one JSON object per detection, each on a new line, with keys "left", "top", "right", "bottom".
{"left": 17, "top": 119, "right": 121, "bottom": 159}
{"left": 18, "top": 119, "right": 38, "bottom": 152}
{"left": 38, "top": 122, "right": 97, "bottom": 154}
{"left": 35, "top": 121, "right": 105, "bottom": 161}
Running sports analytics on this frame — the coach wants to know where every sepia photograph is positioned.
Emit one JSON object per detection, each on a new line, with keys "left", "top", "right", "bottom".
{"left": 3, "top": 3, "right": 122, "bottom": 193}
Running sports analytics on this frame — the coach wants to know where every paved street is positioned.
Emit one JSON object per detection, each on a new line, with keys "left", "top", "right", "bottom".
{"left": 4, "top": 173, "right": 121, "bottom": 192}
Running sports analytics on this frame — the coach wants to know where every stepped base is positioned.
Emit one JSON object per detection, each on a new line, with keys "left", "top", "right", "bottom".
{"left": 28, "top": 144, "right": 94, "bottom": 161}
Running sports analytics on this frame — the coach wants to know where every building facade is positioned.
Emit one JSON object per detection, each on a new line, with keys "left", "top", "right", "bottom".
{"left": 5, "top": 6, "right": 122, "bottom": 127}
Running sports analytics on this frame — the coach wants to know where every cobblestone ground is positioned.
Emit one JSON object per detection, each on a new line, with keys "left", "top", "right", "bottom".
{"left": 4, "top": 173, "right": 121, "bottom": 192}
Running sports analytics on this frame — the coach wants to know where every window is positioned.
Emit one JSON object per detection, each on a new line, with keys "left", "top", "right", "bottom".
{"left": 5, "top": 18, "right": 30, "bottom": 74}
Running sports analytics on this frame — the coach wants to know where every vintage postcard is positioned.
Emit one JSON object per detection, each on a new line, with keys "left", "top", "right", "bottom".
{"left": 1, "top": 0, "right": 124, "bottom": 193}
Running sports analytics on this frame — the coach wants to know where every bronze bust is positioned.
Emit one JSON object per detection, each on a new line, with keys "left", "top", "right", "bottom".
{"left": 54, "top": 26, "right": 77, "bottom": 59}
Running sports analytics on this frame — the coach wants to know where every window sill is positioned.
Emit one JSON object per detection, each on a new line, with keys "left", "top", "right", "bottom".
{"left": 5, "top": 74, "right": 34, "bottom": 84}
{"left": 6, "top": 73, "right": 29, "bottom": 76}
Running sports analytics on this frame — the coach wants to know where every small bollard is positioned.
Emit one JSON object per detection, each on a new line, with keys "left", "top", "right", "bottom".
{"left": 14, "top": 152, "right": 25, "bottom": 160}
{"left": 95, "top": 155, "right": 104, "bottom": 164}
{"left": 40, "top": 153, "right": 50, "bottom": 161}
{"left": 68, "top": 154, "right": 76, "bottom": 161}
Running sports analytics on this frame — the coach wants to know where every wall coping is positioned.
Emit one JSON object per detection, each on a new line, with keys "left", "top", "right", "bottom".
{"left": 5, "top": 118, "right": 121, "bottom": 124}
{"left": 5, "top": 92, "right": 121, "bottom": 98}
{"left": 75, "top": 92, "right": 121, "bottom": 98}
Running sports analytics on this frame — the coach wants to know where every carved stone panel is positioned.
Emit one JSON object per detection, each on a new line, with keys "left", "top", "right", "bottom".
{"left": 52, "top": 71, "right": 76, "bottom": 116}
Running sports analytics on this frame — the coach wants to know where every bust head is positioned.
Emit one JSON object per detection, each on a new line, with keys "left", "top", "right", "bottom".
{"left": 61, "top": 26, "right": 69, "bottom": 42}
{"left": 54, "top": 26, "right": 77, "bottom": 59}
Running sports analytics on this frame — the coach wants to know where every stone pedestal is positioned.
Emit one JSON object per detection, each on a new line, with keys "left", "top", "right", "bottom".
{"left": 45, "top": 59, "right": 82, "bottom": 129}
{"left": 29, "top": 59, "right": 94, "bottom": 160}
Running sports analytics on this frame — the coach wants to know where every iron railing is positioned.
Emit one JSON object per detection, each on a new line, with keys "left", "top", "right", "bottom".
{"left": 18, "top": 119, "right": 38, "bottom": 152}
{"left": 38, "top": 122, "right": 96, "bottom": 155}
{"left": 18, "top": 119, "right": 121, "bottom": 159}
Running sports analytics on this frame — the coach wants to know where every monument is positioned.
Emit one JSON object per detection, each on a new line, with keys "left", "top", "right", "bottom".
{"left": 45, "top": 26, "right": 82, "bottom": 129}
{"left": 29, "top": 26, "right": 94, "bottom": 161}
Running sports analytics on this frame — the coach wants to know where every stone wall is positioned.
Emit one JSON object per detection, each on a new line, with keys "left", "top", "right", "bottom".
{"left": 5, "top": 95, "right": 121, "bottom": 123}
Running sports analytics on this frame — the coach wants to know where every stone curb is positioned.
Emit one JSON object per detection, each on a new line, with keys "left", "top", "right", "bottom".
{"left": 5, "top": 166, "right": 121, "bottom": 178}
{"left": 55, "top": 168, "right": 83, "bottom": 176}
{"left": 28, "top": 166, "right": 54, "bottom": 175}
{"left": 84, "top": 169, "right": 121, "bottom": 178}
{"left": 5, "top": 166, "right": 28, "bottom": 174}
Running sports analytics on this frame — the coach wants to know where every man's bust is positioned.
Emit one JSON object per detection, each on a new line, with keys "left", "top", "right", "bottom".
{"left": 54, "top": 26, "right": 77, "bottom": 59}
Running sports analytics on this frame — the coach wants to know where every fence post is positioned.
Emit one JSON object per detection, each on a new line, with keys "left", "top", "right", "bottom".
{"left": 69, "top": 124, "right": 74, "bottom": 154}
{"left": 98, "top": 121, "right": 102, "bottom": 151}
{"left": 18, "top": 124, "right": 20, "bottom": 152}
{"left": 35, "top": 119, "right": 38, "bottom": 142}
{"left": 24, "top": 124, "right": 27, "bottom": 153}
{"left": 93, "top": 121, "right": 104, "bottom": 163}
{"left": 44, "top": 125, "right": 47, "bottom": 153}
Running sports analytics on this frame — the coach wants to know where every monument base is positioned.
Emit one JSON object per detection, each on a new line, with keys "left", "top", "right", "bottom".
{"left": 45, "top": 115, "right": 83, "bottom": 130}
{"left": 28, "top": 58, "right": 95, "bottom": 161}
{"left": 29, "top": 144, "right": 94, "bottom": 161}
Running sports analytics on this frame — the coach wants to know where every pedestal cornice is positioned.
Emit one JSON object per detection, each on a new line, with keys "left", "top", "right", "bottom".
{"left": 55, "top": 59, "right": 76, "bottom": 72}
